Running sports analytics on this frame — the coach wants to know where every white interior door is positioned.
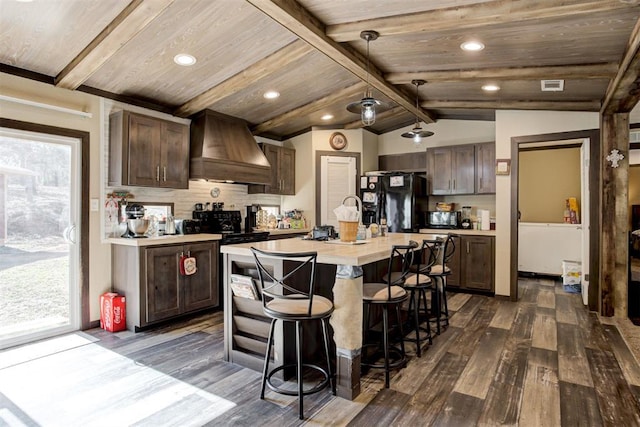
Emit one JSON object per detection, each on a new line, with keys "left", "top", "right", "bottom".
{"left": 320, "top": 155, "right": 357, "bottom": 228}
{"left": 0, "top": 128, "right": 81, "bottom": 349}
{"left": 581, "top": 138, "right": 590, "bottom": 305}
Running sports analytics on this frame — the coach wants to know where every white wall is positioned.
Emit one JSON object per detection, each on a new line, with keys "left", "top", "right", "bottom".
{"left": 494, "top": 110, "right": 599, "bottom": 296}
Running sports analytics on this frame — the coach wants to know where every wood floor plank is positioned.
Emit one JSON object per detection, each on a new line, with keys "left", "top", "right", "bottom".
{"left": 390, "top": 352, "right": 469, "bottom": 426}
{"left": 453, "top": 327, "right": 509, "bottom": 399}
{"left": 518, "top": 347, "right": 561, "bottom": 426}
{"left": 477, "top": 341, "right": 529, "bottom": 426}
{"left": 391, "top": 326, "right": 463, "bottom": 395}
{"left": 434, "top": 391, "right": 485, "bottom": 427}
{"left": 531, "top": 310, "right": 557, "bottom": 351}
{"left": 536, "top": 286, "right": 556, "bottom": 309}
{"left": 602, "top": 324, "right": 640, "bottom": 387}
{"left": 449, "top": 301, "right": 499, "bottom": 358}
{"left": 446, "top": 292, "right": 473, "bottom": 312}
{"left": 447, "top": 295, "right": 486, "bottom": 329}
{"left": 489, "top": 300, "right": 519, "bottom": 330}
{"left": 518, "top": 279, "right": 540, "bottom": 304}
{"left": 555, "top": 293, "right": 579, "bottom": 325}
{"left": 559, "top": 381, "right": 603, "bottom": 427}
{"left": 586, "top": 347, "right": 640, "bottom": 426}
{"left": 557, "top": 322, "right": 594, "bottom": 387}
{"left": 346, "top": 388, "right": 412, "bottom": 426}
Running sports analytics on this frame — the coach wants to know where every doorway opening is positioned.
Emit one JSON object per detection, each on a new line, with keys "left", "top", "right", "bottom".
{"left": 510, "top": 129, "right": 600, "bottom": 310}
{"left": 0, "top": 120, "right": 89, "bottom": 350}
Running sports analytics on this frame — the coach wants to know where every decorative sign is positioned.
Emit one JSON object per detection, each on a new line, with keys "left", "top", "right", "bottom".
{"left": 389, "top": 175, "right": 404, "bottom": 187}
{"left": 329, "top": 132, "right": 347, "bottom": 150}
{"left": 495, "top": 159, "right": 511, "bottom": 175}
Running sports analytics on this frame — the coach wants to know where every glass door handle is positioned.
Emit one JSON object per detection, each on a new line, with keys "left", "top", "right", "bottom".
{"left": 63, "top": 224, "right": 77, "bottom": 244}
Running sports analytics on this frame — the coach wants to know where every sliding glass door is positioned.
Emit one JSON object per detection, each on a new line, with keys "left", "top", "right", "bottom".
{"left": 0, "top": 127, "right": 81, "bottom": 349}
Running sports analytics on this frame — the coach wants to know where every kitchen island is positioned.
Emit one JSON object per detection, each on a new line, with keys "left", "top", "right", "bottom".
{"left": 220, "top": 232, "right": 448, "bottom": 400}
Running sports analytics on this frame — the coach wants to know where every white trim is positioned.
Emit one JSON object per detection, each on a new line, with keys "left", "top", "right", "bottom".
{"left": 0, "top": 94, "right": 93, "bottom": 118}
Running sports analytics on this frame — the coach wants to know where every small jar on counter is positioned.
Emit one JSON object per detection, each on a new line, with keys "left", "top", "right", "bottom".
{"left": 380, "top": 218, "right": 388, "bottom": 236}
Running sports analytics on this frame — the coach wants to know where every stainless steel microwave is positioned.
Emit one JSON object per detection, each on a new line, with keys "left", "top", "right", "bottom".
{"left": 426, "top": 211, "right": 461, "bottom": 229}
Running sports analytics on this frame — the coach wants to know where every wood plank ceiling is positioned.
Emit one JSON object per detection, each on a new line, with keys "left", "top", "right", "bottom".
{"left": 1, "top": 0, "right": 639, "bottom": 140}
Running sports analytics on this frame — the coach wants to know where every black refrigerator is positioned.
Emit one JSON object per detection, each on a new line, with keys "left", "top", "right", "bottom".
{"left": 360, "top": 172, "right": 428, "bottom": 232}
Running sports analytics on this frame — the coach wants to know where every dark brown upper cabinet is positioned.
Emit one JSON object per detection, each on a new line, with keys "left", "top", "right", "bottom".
{"left": 475, "top": 142, "right": 496, "bottom": 194}
{"left": 109, "top": 110, "right": 189, "bottom": 189}
{"left": 426, "top": 145, "right": 475, "bottom": 195}
{"left": 248, "top": 144, "right": 295, "bottom": 195}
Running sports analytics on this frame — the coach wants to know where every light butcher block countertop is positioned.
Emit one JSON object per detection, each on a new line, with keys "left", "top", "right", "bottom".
{"left": 419, "top": 228, "right": 496, "bottom": 236}
{"left": 107, "top": 233, "right": 222, "bottom": 247}
{"left": 220, "top": 232, "right": 448, "bottom": 266}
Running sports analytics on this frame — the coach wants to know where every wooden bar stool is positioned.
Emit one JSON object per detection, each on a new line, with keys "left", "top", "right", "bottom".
{"left": 251, "top": 248, "right": 335, "bottom": 420}
{"left": 361, "top": 241, "right": 417, "bottom": 388}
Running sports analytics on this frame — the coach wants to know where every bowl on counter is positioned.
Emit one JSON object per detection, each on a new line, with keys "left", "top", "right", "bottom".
{"left": 127, "top": 218, "right": 150, "bottom": 236}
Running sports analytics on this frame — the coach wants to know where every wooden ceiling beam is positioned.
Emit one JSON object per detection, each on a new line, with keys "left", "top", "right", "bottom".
{"left": 343, "top": 106, "right": 407, "bottom": 130}
{"left": 55, "top": 0, "right": 174, "bottom": 90}
{"left": 175, "top": 40, "right": 314, "bottom": 117}
{"left": 246, "top": 0, "right": 435, "bottom": 124}
{"left": 421, "top": 100, "right": 601, "bottom": 111}
{"left": 251, "top": 83, "right": 366, "bottom": 134}
{"left": 386, "top": 63, "right": 618, "bottom": 84}
{"left": 327, "top": 0, "right": 634, "bottom": 42}
{"left": 601, "top": 17, "right": 640, "bottom": 114}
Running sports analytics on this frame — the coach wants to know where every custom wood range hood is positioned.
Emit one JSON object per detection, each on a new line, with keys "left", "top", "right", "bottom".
{"left": 189, "top": 109, "right": 271, "bottom": 185}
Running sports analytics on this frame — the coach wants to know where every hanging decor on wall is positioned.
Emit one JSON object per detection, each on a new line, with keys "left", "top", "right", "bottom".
{"left": 606, "top": 149, "right": 625, "bottom": 168}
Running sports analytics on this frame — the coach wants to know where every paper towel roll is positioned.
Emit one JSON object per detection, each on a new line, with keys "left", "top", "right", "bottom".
{"left": 480, "top": 209, "right": 490, "bottom": 230}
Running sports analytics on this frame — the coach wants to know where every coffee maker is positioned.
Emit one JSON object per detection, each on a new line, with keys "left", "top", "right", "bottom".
{"left": 245, "top": 204, "right": 260, "bottom": 232}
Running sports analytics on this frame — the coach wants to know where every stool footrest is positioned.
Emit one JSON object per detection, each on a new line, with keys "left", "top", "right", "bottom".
{"left": 360, "top": 343, "right": 407, "bottom": 370}
{"left": 266, "top": 363, "right": 330, "bottom": 397}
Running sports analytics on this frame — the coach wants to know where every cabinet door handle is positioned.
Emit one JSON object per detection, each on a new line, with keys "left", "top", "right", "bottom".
{"left": 448, "top": 180, "right": 451, "bottom": 189}
{"left": 467, "top": 241, "right": 470, "bottom": 254}
{"left": 156, "top": 166, "right": 160, "bottom": 181}
{"left": 163, "top": 166, "right": 167, "bottom": 182}
{"left": 453, "top": 179, "right": 456, "bottom": 190}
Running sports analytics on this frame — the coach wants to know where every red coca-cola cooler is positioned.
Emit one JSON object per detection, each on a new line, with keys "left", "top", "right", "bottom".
{"left": 100, "top": 292, "right": 126, "bottom": 332}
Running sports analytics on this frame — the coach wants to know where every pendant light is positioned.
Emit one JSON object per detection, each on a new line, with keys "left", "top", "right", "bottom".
{"left": 346, "top": 30, "right": 387, "bottom": 126}
{"left": 401, "top": 79, "right": 434, "bottom": 145}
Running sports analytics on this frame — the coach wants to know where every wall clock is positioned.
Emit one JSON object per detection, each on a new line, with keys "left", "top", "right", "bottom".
{"left": 329, "top": 132, "right": 347, "bottom": 150}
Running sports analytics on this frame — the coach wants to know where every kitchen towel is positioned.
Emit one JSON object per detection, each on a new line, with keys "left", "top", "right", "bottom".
{"left": 480, "top": 209, "right": 491, "bottom": 231}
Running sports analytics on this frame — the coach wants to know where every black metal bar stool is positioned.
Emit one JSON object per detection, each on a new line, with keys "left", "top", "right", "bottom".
{"left": 362, "top": 241, "right": 417, "bottom": 388}
{"left": 427, "top": 233, "right": 457, "bottom": 335}
{"left": 401, "top": 239, "right": 439, "bottom": 357}
{"left": 251, "top": 248, "right": 335, "bottom": 420}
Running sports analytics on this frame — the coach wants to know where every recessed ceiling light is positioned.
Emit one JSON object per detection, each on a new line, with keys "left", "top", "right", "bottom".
{"left": 173, "top": 53, "right": 196, "bottom": 66}
{"left": 321, "top": 114, "right": 334, "bottom": 121}
{"left": 263, "top": 91, "right": 280, "bottom": 99}
{"left": 460, "top": 40, "right": 485, "bottom": 52}
{"left": 482, "top": 84, "right": 500, "bottom": 92}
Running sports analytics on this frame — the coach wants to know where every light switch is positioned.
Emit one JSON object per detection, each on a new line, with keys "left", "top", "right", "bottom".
{"left": 91, "top": 198, "right": 99, "bottom": 212}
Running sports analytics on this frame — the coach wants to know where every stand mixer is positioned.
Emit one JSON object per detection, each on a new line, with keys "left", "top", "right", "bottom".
{"left": 461, "top": 206, "right": 472, "bottom": 229}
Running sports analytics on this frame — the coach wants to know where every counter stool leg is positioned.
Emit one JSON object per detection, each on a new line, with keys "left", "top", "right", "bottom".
{"left": 412, "top": 290, "right": 422, "bottom": 357}
{"left": 261, "top": 319, "right": 276, "bottom": 399}
{"left": 420, "top": 289, "right": 432, "bottom": 345}
{"left": 321, "top": 318, "right": 336, "bottom": 395}
{"left": 395, "top": 303, "right": 406, "bottom": 360}
{"left": 296, "top": 321, "right": 304, "bottom": 420}
{"left": 382, "top": 305, "right": 390, "bottom": 388}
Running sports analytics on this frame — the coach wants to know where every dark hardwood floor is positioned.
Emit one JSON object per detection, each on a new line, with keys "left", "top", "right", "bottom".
{"left": 1, "top": 277, "right": 639, "bottom": 426}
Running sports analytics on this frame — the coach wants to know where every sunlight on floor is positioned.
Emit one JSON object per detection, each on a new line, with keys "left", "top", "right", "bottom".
{"left": 0, "top": 334, "right": 237, "bottom": 426}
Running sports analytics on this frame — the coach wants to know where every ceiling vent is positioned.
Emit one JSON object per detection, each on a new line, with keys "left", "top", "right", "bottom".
{"left": 541, "top": 79, "right": 564, "bottom": 91}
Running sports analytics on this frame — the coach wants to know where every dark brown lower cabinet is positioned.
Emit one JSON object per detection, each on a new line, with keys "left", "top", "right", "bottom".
{"left": 113, "top": 241, "right": 219, "bottom": 331}
{"left": 445, "top": 235, "right": 494, "bottom": 293}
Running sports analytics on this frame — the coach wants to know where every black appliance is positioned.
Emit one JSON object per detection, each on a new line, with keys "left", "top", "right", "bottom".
{"left": 425, "top": 211, "right": 461, "bottom": 229}
{"left": 245, "top": 204, "right": 260, "bottom": 232}
{"left": 176, "top": 219, "right": 201, "bottom": 235}
{"left": 311, "top": 225, "right": 336, "bottom": 240}
{"left": 360, "top": 172, "right": 428, "bottom": 232}
{"left": 193, "top": 209, "right": 269, "bottom": 245}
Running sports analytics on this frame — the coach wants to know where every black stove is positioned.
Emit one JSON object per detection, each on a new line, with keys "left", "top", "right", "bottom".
{"left": 192, "top": 210, "right": 269, "bottom": 244}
